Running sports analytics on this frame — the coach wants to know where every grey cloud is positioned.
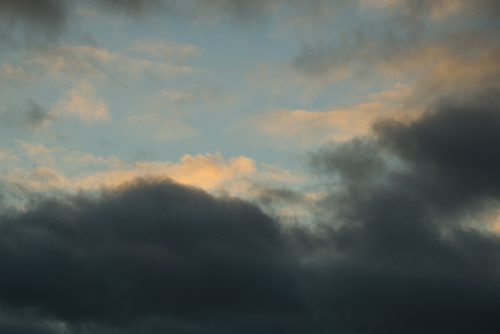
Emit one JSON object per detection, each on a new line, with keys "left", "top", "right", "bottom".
{"left": 292, "top": 0, "right": 500, "bottom": 82}
{"left": 4, "top": 99, "right": 500, "bottom": 334}
{"left": 0, "top": 0, "right": 69, "bottom": 41}
{"left": 1, "top": 0, "right": 497, "bottom": 46}
{"left": 0, "top": 0, "right": 273, "bottom": 45}
{"left": 371, "top": 95, "right": 500, "bottom": 212}
{"left": 365, "top": 0, "right": 500, "bottom": 20}
{"left": 2, "top": 2, "right": 500, "bottom": 331}
{"left": 0, "top": 0, "right": 276, "bottom": 40}
{"left": 96, "top": 0, "right": 284, "bottom": 21}
{"left": 21, "top": 101, "right": 57, "bottom": 131}
{"left": 99, "top": 0, "right": 272, "bottom": 18}
{"left": 292, "top": 28, "right": 414, "bottom": 79}
{"left": 0, "top": 179, "right": 305, "bottom": 333}
{"left": 0, "top": 100, "right": 56, "bottom": 133}
{"left": 310, "top": 92, "right": 500, "bottom": 263}
{"left": 95, "top": 0, "right": 173, "bottom": 17}
{"left": 257, "top": 186, "right": 303, "bottom": 205}
{"left": 93, "top": 0, "right": 329, "bottom": 29}
{"left": 0, "top": 0, "right": 349, "bottom": 44}
{"left": 304, "top": 92, "right": 500, "bottom": 331}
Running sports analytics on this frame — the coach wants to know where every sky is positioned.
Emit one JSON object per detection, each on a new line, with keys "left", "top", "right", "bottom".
{"left": 0, "top": 0, "right": 500, "bottom": 333}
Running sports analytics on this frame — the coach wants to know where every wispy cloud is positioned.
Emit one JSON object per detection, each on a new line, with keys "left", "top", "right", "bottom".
{"left": 245, "top": 83, "right": 417, "bottom": 147}
{"left": 0, "top": 143, "right": 304, "bottom": 203}
{"left": 23, "top": 44, "right": 200, "bottom": 84}
{"left": 55, "top": 80, "right": 111, "bottom": 123}
{"left": 129, "top": 38, "right": 204, "bottom": 63}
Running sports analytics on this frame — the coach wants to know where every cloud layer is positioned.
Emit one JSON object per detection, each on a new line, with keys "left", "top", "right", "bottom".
{"left": 2, "top": 1, "right": 500, "bottom": 333}
{"left": 2, "top": 91, "right": 500, "bottom": 333}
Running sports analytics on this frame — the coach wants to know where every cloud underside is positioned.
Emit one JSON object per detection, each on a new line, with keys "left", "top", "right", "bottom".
{"left": 1, "top": 92, "right": 500, "bottom": 333}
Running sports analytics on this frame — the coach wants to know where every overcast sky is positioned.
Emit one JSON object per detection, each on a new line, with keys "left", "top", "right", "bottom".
{"left": 1, "top": 1, "right": 500, "bottom": 333}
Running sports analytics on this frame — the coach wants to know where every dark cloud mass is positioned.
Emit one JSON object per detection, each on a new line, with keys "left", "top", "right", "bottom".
{"left": 309, "top": 93, "right": 500, "bottom": 276}
{"left": 373, "top": 97, "right": 500, "bottom": 206}
{"left": 0, "top": 179, "right": 303, "bottom": 333}
{"left": 3, "top": 93, "right": 500, "bottom": 332}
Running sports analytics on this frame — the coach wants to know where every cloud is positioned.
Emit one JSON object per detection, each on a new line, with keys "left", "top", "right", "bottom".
{"left": 2, "top": 1, "right": 500, "bottom": 332}
{"left": 245, "top": 5, "right": 499, "bottom": 102}
{"left": 408, "top": 49, "right": 500, "bottom": 106}
{"left": 2, "top": 0, "right": 498, "bottom": 47}
{"left": 302, "top": 92, "right": 500, "bottom": 331}
{"left": 249, "top": 45, "right": 500, "bottom": 147}
{"left": 124, "top": 86, "right": 230, "bottom": 141}
{"left": 2, "top": 92, "right": 500, "bottom": 334}
{"left": 371, "top": 95, "right": 500, "bottom": 209}
{"left": 0, "top": 100, "right": 58, "bottom": 133}
{"left": 0, "top": 0, "right": 69, "bottom": 41}
{"left": 0, "top": 178, "right": 296, "bottom": 333}
{"left": 0, "top": 0, "right": 305, "bottom": 45}
{"left": 0, "top": 146, "right": 303, "bottom": 203}
{"left": 291, "top": 0, "right": 500, "bottom": 86}
{"left": 20, "top": 101, "right": 58, "bottom": 131}
{"left": 94, "top": 0, "right": 167, "bottom": 17}
{"left": 125, "top": 89, "right": 200, "bottom": 141}
{"left": 94, "top": 0, "right": 281, "bottom": 24}
{"left": 55, "top": 80, "right": 111, "bottom": 123}
{"left": 291, "top": 35, "right": 433, "bottom": 84}
{"left": 3, "top": 103, "right": 500, "bottom": 334}
{"left": 0, "top": 0, "right": 356, "bottom": 47}
{"left": 24, "top": 44, "right": 198, "bottom": 84}
{"left": 129, "top": 39, "right": 204, "bottom": 63}
{"left": 0, "top": 62, "right": 35, "bottom": 88}
{"left": 247, "top": 83, "right": 418, "bottom": 146}
{"left": 310, "top": 91, "right": 500, "bottom": 249}
{"left": 360, "top": 0, "right": 500, "bottom": 20}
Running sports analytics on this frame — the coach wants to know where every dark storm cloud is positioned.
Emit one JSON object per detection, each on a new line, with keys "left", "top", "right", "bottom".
{"left": 306, "top": 93, "right": 500, "bottom": 331}
{"left": 373, "top": 96, "right": 500, "bottom": 208}
{"left": 0, "top": 179, "right": 307, "bottom": 333}
{"left": 4, "top": 93, "right": 500, "bottom": 334}
{"left": 310, "top": 92, "right": 500, "bottom": 264}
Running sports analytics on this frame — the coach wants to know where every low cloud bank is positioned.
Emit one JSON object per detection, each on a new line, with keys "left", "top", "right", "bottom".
{"left": 2, "top": 92, "right": 500, "bottom": 333}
